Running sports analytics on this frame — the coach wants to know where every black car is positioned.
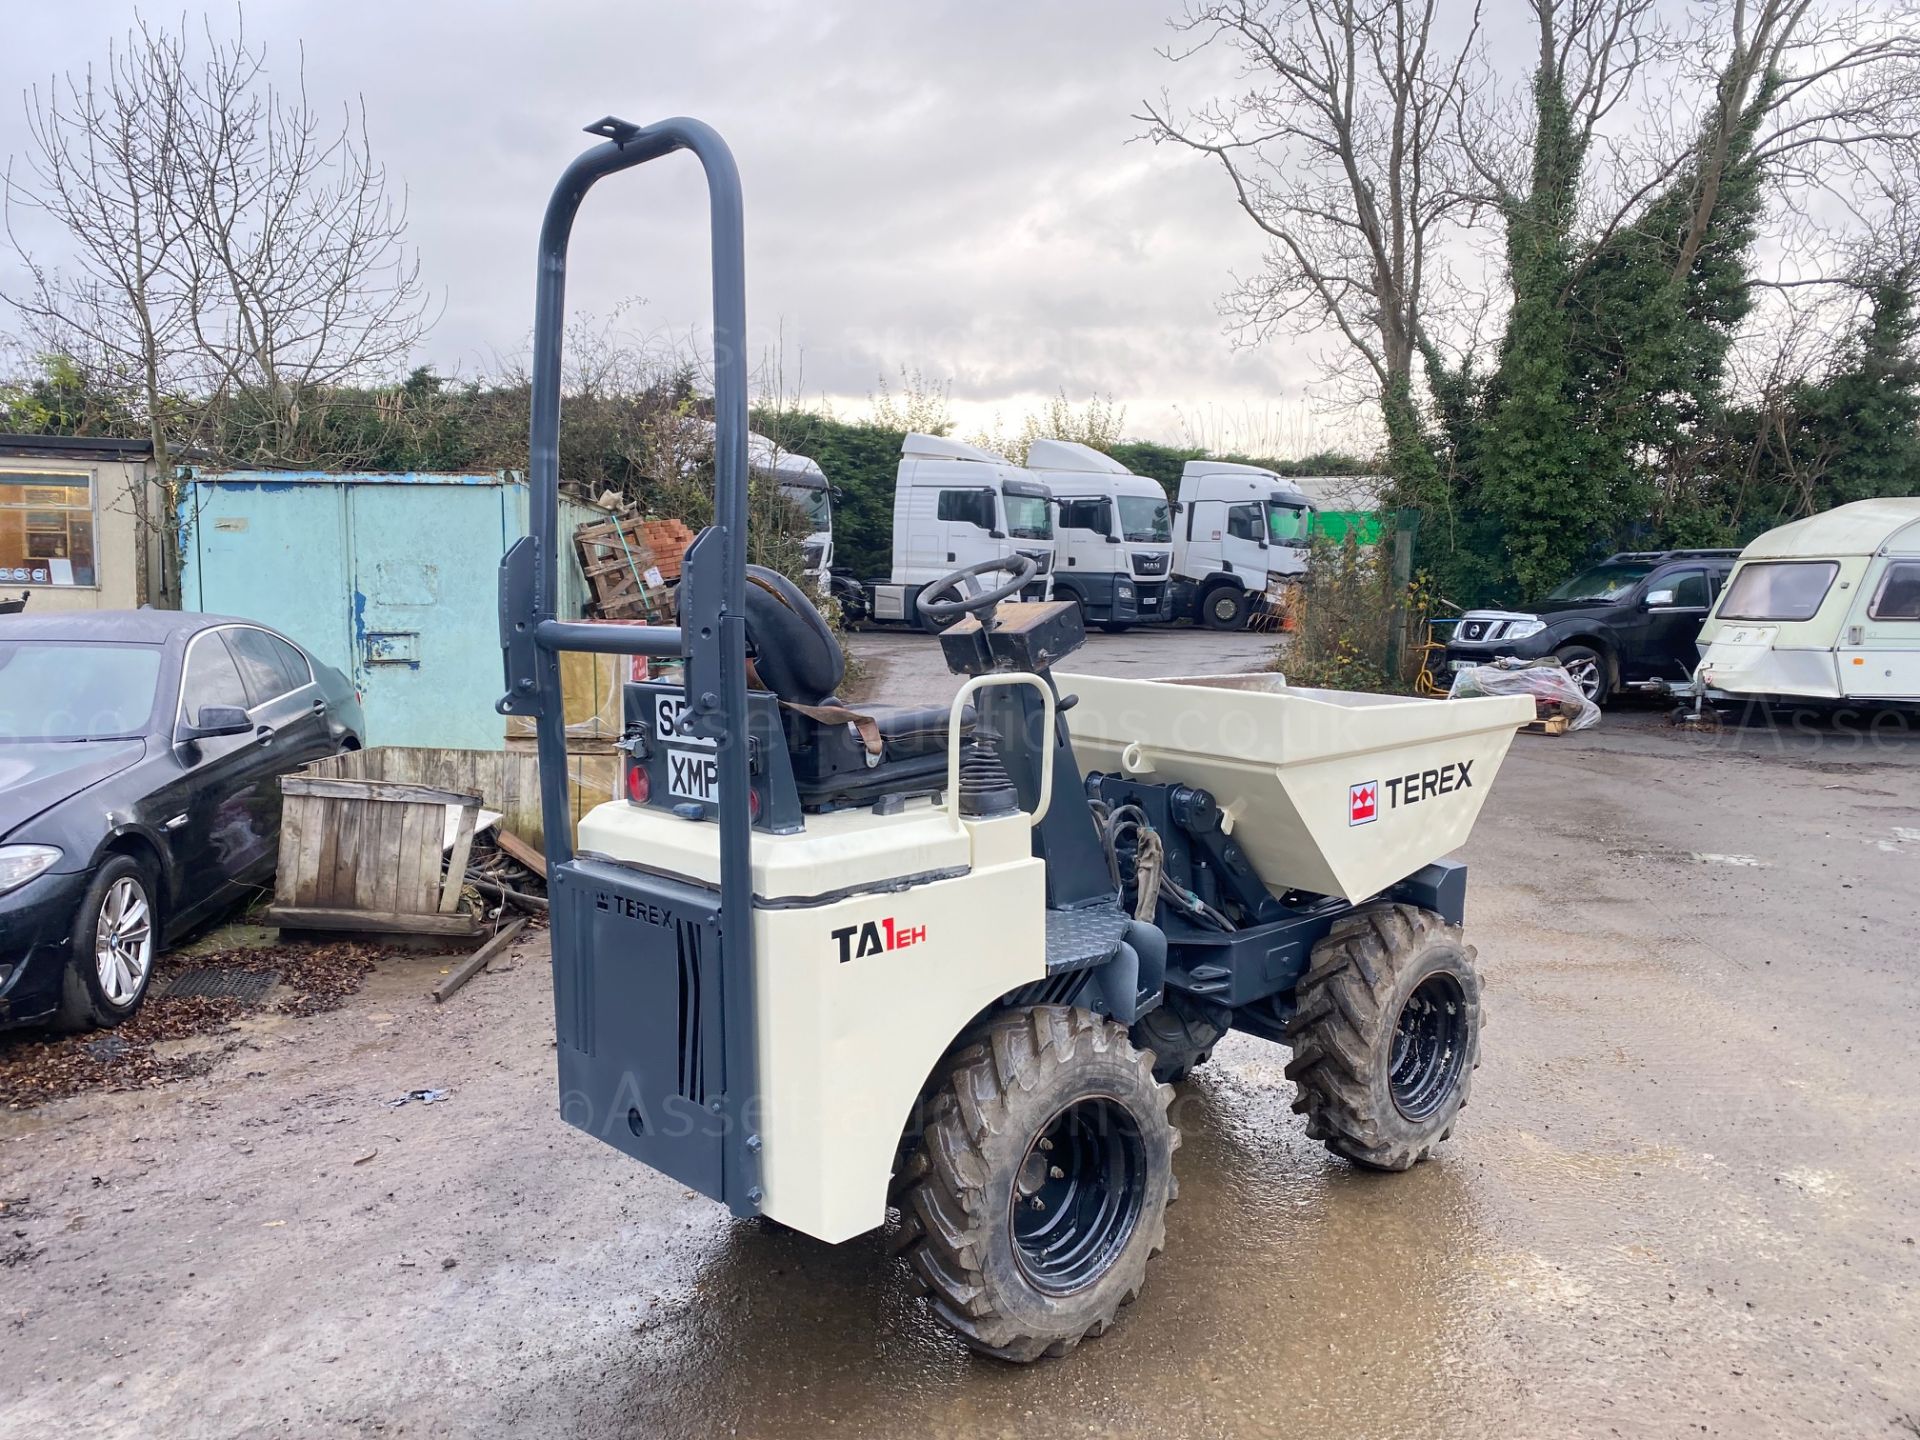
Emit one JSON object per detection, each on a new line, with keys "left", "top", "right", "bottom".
{"left": 1444, "top": 549, "right": 1741, "bottom": 704}
{"left": 0, "top": 611, "right": 363, "bottom": 1031}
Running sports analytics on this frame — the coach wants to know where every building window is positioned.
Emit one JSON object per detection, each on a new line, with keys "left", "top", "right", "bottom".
{"left": 0, "top": 471, "right": 97, "bottom": 586}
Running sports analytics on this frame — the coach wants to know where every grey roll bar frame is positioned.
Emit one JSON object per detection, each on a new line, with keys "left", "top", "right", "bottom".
{"left": 498, "top": 115, "right": 761, "bottom": 1214}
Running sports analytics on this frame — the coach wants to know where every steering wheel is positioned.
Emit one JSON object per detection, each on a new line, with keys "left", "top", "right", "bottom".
{"left": 915, "top": 555, "right": 1040, "bottom": 625}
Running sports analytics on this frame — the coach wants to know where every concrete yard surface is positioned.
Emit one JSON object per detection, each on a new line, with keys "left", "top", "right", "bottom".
{"left": 2, "top": 627, "right": 1917, "bottom": 1438}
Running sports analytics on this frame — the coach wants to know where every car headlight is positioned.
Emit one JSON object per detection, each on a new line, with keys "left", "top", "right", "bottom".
{"left": 0, "top": 844, "right": 62, "bottom": 896}
{"left": 1505, "top": 618, "right": 1547, "bottom": 641}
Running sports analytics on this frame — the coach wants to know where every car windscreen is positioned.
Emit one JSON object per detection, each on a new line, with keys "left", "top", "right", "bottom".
{"left": 1544, "top": 562, "right": 1652, "bottom": 603}
{"left": 0, "top": 640, "right": 163, "bottom": 741}
{"left": 1266, "top": 502, "right": 1311, "bottom": 545}
{"left": 1003, "top": 493, "right": 1052, "bottom": 540}
{"left": 1717, "top": 560, "right": 1840, "bottom": 622}
{"left": 1117, "top": 495, "right": 1172, "bottom": 543}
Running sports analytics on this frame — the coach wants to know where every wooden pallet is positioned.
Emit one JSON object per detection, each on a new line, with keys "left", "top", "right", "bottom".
{"left": 1520, "top": 713, "right": 1571, "bottom": 736}
{"left": 574, "top": 512, "right": 672, "bottom": 620}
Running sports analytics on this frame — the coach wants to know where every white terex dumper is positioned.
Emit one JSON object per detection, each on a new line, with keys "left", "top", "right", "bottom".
{"left": 501, "top": 115, "right": 1534, "bottom": 1366}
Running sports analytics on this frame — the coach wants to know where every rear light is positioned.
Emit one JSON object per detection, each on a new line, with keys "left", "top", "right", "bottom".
{"left": 748, "top": 787, "right": 762, "bottom": 823}
{"left": 627, "top": 763, "right": 650, "bottom": 803}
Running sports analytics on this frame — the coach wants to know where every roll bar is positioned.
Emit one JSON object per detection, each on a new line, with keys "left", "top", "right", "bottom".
{"left": 497, "top": 116, "right": 755, "bottom": 1076}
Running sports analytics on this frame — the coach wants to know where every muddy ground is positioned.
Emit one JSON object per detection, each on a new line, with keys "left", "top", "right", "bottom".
{"left": 2, "top": 626, "right": 1917, "bottom": 1439}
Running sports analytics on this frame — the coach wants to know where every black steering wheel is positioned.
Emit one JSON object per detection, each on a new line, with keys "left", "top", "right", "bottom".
{"left": 916, "top": 555, "right": 1040, "bottom": 624}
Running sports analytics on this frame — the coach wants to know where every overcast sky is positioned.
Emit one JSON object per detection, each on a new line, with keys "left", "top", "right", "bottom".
{"left": 0, "top": 1, "right": 1372, "bottom": 450}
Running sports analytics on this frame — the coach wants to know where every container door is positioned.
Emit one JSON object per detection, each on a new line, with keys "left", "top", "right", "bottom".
{"left": 1844, "top": 557, "right": 1920, "bottom": 700}
{"left": 347, "top": 483, "right": 513, "bottom": 749}
{"left": 184, "top": 482, "right": 353, "bottom": 677}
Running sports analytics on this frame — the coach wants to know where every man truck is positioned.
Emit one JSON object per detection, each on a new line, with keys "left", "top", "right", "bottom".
{"left": 1025, "top": 439, "right": 1174, "bottom": 632}
{"left": 845, "top": 432, "right": 1056, "bottom": 629}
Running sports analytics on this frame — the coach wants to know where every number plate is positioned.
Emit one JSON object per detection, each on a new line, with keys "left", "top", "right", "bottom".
{"left": 666, "top": 747, "right": 721, "bottom": 803}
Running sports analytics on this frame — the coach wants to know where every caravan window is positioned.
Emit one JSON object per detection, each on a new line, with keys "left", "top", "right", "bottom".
{"left": 1717, "top": 561, "right": 1839, "bottom": 622}
{"left": 936, "top": 490, "right": 994, "bottom": 530}
{"left": 1869, "top": 561, "right": 1920, "bottom": 621}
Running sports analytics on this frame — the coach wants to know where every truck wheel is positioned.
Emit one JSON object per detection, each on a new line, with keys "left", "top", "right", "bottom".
{"left": 1201, "top": 586, "right": 1248, "bottom": 631}
{"left": 1553, "top": 643, "right": 1610, "bottom": 705}
{"left": 893, "top": 1006, "right": 1178, "bottom": 1362}
{"left": 1283, "top": 905, "right": 1480, "bottom": 1172}
{"left": 1130, "top": 990, "right": 1231, "bottom": 1083}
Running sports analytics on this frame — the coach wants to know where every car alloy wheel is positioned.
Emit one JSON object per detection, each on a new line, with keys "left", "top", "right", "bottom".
{"left": 94, "top": 875, "right": 154, "bottom": 1008}
{"left": 1565, "top": 656, "right": 1601, "bottom": 701}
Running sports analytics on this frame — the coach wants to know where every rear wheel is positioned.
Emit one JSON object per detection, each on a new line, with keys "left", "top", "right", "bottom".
{"left": 1130, "top": 989, "right": 1231, "bottom": 1083}
{"left": 893, "top": 1006, "right": 1177, "bottom": 1362}
{"left": 54, "top": 855, "right": 159, "bottom": 1031}
{"left": 1284, "top": 905, "right": 1480, "bottom": 1171}
{"left": 1553, "top": 643, "right": 1610, "bottom": 705}
{"left": 1201, "top": 585, "right": 1249, "bottom": 631}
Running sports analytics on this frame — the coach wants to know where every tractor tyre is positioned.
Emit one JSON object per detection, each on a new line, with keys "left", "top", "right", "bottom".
{"left": 1131, "top": 989, "right": 1231, "bottom": 1083}
{"left": 893, "top": 1005, "right": 1178, "bottom": 1362}
{"left": 1284, "top": 904, "right": 1481, "bottom": 1172}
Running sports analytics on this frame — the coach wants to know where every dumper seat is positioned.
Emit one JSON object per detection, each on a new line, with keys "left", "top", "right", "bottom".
{"left": 742, "top": 566, "right": 968, "bottom": 809}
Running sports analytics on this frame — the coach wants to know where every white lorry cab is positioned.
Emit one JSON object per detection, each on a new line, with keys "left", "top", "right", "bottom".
{"left": 1169, "top": 460, "right": 1315, "bottom": 630}
{"left": 1697, "top": 497, "right": 1920, "bottom": 706}
{"left": 750, "top": 433, "right": 835, "bottom": 593}
{"left": 856, "top": 432, "right": 1056, "bottom": 629}
{"left": 1024, "top": 440, "right": 1174, "bottom": 631}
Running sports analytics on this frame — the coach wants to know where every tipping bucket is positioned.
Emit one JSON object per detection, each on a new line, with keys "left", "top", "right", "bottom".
{"left": 1059, "top": 671, "right": 1533, "bottom": 901}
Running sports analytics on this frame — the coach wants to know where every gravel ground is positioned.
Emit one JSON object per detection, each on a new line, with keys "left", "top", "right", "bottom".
{"left": 1, "top": 627, "right": 1916, "bottom": 1439}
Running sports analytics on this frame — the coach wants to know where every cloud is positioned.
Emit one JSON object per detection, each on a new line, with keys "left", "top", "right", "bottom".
{"left": 0, "top": 1, "right": 1362, "bottom": 448}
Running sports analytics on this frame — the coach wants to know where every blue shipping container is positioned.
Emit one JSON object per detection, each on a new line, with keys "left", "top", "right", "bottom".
{"left": 179, "top": 471, "right": 603, "bottom": 750}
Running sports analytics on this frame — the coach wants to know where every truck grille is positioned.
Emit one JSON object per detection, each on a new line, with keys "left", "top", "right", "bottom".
{"left": 1018, "top": 548, "right": 1053, "bottom": 576}
{"left": 1131, "top": 552, "right": 1169, "bottom": 576}
{"left": 802, "top": 541, "right": 825, "bottom": 571}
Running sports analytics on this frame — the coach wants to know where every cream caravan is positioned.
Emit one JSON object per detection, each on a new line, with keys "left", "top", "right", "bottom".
{"left": 1696, "top": 498, "right": 1920, "bottom": 705}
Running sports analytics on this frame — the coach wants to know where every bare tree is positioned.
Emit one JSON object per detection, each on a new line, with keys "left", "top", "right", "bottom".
{"left": 3, "top": 12, "right": 430, "bottom": 604}
{"left": 1138, "top": 0, "right": 1486, "bottom": 475}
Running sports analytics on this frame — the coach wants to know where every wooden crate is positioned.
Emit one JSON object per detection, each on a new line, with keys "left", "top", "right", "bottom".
{"left": 267, "top": 775, "right": 485, "bottom": 936}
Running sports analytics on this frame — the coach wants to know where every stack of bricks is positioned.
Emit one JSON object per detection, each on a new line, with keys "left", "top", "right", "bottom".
{"left": 635, "top": 518, "right": 697, "bottom": 580}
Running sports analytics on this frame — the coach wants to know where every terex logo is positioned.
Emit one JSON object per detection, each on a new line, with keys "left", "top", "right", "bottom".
{"left": 595, "top": 892, "right": 674, "bottom": 928}
{"left": 833, "top": 916, "right": 927, "bottom": 963}
{"left": 1349, "top": 781, "right": 1378, "bottom": 826}
{"left": 1349, "top": 761, "right": 1475, "bottom": 825}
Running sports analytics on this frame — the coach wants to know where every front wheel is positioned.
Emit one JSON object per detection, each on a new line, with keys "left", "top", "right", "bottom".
{"left": 1553, "top": 643, "right": 1610, "bottom": 705}
{"left": 1200, "top": 586, "right": 1249, "bottom": 631}
{"left": 1284, "top": 905, "right": 1480, "bottom": 1171}
{"left": 54, "top": 855, "right": 159, "bottom": 1031}
{"left": 893, "top": 1006, "right": 1178, "bottom": 1362}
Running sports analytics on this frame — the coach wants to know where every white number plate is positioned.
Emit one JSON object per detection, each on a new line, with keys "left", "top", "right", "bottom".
{"left": 666, "top": 747, "right": 721, "bottom": 803}
{"left": 654, "top": 694, "right": 716, "bottom": 748}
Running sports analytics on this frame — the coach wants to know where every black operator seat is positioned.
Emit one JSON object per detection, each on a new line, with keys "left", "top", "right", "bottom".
{"left": 739, "top": 566, "right": 965, "bottom": 806}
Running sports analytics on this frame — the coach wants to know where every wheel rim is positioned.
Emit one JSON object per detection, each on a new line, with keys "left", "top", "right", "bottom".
{"left": 1565, "top": 656, "right": 1601, "bottom": 700}
{"left": 1211, "top": 595, "right": 1237, "bottom": 623}
{"left": 1388, "top": 972, "right": 1469, "bottom": 1121}
{"left": 94, "top": 876, "right": 154, "bottom": 1008}
{"left": 1008, "top": 1096, "right": 1146, "bottom": 1294}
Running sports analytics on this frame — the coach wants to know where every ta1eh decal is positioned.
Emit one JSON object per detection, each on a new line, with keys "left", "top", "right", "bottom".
{"left": 834, "top": 916, "right": 927, "bottom": 963}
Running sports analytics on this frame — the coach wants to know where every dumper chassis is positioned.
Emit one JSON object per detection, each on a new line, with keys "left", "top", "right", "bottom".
{"left": 500, "top": 116, "right": 1531, "bottom": 1362}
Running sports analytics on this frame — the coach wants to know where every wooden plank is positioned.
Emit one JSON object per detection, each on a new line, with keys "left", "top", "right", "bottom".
{"left": 266, "top": 906, "right": 485, "bottom": 937}
{"left": 273, "top": 791, "right": 306, "bottom": 907}
{"left": 431, "top": 918, "right": 529, "bottom": 1003}
{"left": 281, "top": 775, "right": 483, "bottom": 807}
{"left": 394, "top": 802, "right": 432, "bottom": 913}
{"left": 492, "top": 829, "right": 547, "bottom": 879}
{"left": 440, "top": 801, "right": 479, "bottom": 913}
